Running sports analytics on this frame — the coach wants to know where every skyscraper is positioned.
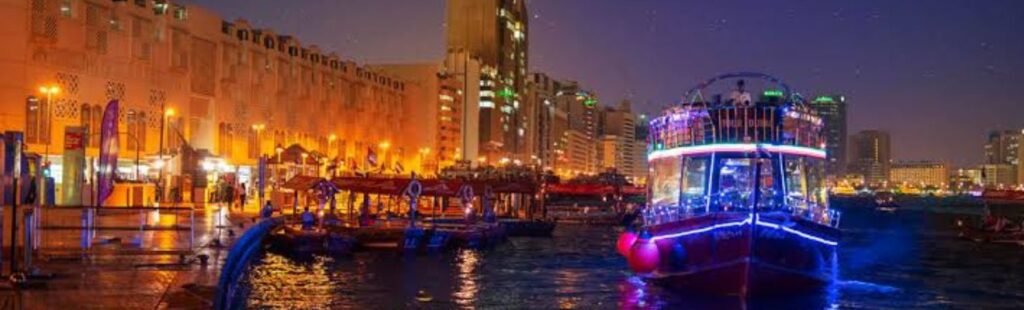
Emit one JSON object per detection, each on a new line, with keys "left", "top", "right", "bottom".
{"left": 446, "top": 0, "right": 529, "bottom": 164}
{"left": 983, "top": 129, "right": 1024, "bottom": 185}
{"left": 849, "top": 130, "right": 891, "bottom": 186}
{"left": 810, "top": 95, "right": 847, "bottom": 175}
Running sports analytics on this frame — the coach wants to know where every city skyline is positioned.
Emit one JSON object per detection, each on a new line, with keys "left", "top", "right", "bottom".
{"left": 185, "top": 0, "right": 1024, "bottom": 166}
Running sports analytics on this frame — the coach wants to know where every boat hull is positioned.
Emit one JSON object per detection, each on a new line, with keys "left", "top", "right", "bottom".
{"left": 638, "top": 212, "right": 839, "bottom": 296}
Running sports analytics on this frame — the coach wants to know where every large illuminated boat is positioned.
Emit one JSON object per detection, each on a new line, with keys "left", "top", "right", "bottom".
{"left": 617, "top": 73, "right": 841, "bottom": 296}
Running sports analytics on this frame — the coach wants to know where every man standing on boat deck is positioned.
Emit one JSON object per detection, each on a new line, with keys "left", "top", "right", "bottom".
{"left": 301, "top": 207, "right": 316, "bottom": 230}
{"left": 262, "top": 200, "right": 275, "bottom": 220}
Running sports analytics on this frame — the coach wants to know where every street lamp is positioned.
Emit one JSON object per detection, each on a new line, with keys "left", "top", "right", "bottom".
{"left": 37, "top": 85, "right": 60, "bottom": 172}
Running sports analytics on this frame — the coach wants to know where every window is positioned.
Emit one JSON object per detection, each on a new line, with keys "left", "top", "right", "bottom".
{"left": 25, "top": 96, "right": 43, "bottom": 143}
{"left": 650, "top": 157, "right": 681, "bottom": 208}
{"left": 90, "top": 105, "right": 102, "bottom": 148}
{"left": 680, "top": 157, "right": 708, "bottom": 211}
{"left": 248, "top": 128, "right": 259, "bottom": 159}
{"left": 134, "top": 0, "right": 146, "bottom": 8}
{"left": 153, "top": 1, "right": 168, "bottom": 15}
{"left": 127, "top": 110, "right": 147, "bottom": 152}
{"left": 172, "top": 4, "right": 187, "bottom": 21}
{"left": 60, "top": 0, "right": 73, "bottom": 17}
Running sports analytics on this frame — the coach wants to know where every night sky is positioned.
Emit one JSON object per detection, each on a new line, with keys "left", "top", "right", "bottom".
{"left": 184, "top": 0, "right": 1024, "bottom": 167}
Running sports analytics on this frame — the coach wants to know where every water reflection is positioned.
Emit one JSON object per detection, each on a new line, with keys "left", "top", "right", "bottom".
{"left": 238, "top": 201, "right": 1024, "bottom": 309}
{"left": 453, "top": 249, "right": 480, "bottom": 307}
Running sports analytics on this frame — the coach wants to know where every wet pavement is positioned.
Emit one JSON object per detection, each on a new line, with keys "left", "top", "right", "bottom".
{"left": 0, "top": 203, "right": 267, "bottom": 309}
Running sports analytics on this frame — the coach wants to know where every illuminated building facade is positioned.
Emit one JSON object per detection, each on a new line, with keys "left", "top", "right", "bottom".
{"left": 0, "top": 0, "right": 419, "bottom": 204}
{"left": 446, "top": 0, "right": 529, "bottom": 164}
{"left": 889, "top": 161, "right": 949, "bottom": 188}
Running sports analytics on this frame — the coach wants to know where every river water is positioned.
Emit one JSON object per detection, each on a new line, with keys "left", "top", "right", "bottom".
{"left": 237, "top": 198, "right": 1024, "bottom": 309}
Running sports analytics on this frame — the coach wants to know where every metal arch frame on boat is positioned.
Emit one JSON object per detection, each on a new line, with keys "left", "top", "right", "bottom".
{"left": 646, "top": 214, "right": 837, "bottom": 246}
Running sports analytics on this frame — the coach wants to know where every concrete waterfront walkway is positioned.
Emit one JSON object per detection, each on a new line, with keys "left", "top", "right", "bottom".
{"left": 0, "top": 203, "right": 269, "bottom": 309}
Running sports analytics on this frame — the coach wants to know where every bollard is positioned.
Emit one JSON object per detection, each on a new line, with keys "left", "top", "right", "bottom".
{"left": 0, "top": 205, "right": 4, "bottom": 268}
{"left": 32, "top": 205, "right": 40, "bottom": 251}
{"left": 80, "top": 208, "right": 93, "bottom": 252}
{"left": 23, "top": 209, "right": 33, "bottom": 272}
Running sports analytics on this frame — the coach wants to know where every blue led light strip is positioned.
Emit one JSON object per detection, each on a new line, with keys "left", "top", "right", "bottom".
{"left": 646, "top": 214, "right": 837, "bottom": 246}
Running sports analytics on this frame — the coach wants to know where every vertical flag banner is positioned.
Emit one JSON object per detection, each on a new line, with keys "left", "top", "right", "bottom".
{"left": 97, "top": 100, "right": 119, "bottom": 205}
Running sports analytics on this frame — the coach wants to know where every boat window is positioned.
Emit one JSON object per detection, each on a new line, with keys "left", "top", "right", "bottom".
{"left": 680, "top": 157, "right": 708, "bottom": 211}
{"left": 784, "top": 155, "right": 809, "bottom": 211}
{"left": 650, "top": 157, "right": 681, "bottom": 208}
{"left": 805, "top": 158, "right": 827, "bottom": 207}
{"left": 717, "top": 158, "right": 754, "bottom": 210}
{"left": 716, "top": 157, "right": 775, "bottom": 212}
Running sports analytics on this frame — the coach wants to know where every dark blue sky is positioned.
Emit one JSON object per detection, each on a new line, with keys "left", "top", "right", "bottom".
{"left": 185, "top": 0, "right": 1024, "bottom": 166}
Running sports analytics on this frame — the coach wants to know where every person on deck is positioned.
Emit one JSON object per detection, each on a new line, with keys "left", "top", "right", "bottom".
{"left": 301, "top": 207, "right": 316, "bottom": 230}
{"left": 261, "top": 200, "right": 275, "bottom": 219}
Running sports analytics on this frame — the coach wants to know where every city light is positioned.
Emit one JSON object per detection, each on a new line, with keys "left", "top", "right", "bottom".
{"left": 38, "top": 85, "right": 60, "bottom": 95}
{"left": 164, "top": 107, "right": 176, "bottom": 117}
{"left": 378, "top": 141, "right": 391, "bottom": 150}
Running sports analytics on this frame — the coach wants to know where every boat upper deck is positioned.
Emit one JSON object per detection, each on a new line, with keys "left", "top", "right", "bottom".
{"left": 648, "top": 102, "right": 825, "bottom": 161}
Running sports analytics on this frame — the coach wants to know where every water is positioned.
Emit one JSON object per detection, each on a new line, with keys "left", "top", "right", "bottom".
{"left": 238, "top": 198, "right": 1024, "bottom": 309}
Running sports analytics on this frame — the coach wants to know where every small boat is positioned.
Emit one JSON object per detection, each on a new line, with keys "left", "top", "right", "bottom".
{"left": 874, "top": 192, "right": 899, "bottom": 212}
{"left": 266, "top": 224, "right": 356, "bottom": 256}
{"left": 956, "top": 189, "right": 1024, "bottom": 246}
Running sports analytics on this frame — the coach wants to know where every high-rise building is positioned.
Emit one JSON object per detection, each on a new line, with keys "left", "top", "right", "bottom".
{"left": 525, "top": 73, "right": 561, "bottom": 169}
{"left": 810, "top": 95, "right": 847, "bottom": 175}
{"left": 369, "top": 63, "right": 464, "bottom": 173}
{"left": 597, "top": 100, "right": 644, "bottom": 182}
{"left": 984, "top": 129, "right": 1023, "bottom": 185}
{"left": 981, "top": 164, "right": 1017, "bottom": 188}
{"left": 950, "top": 168, "right": 983, "bottom": 192}
{"left": 554, "top": 81, "right": 599, "bottom": 177}
{"left": 889, "top": 161, "right": 949, "bottom": 188}
{"left": 446, "top": 0, "right": 529, "bottom": 164}
{"left": 849, "top": 130, "right": 891, "bottom": 186}
{"left": 444, "top": 51, "right": 482, "bottom": 165}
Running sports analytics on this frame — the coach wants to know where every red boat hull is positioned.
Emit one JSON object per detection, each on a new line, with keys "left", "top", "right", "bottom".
{"left": 637, "top": 212, "right": 839, "bottom": 296}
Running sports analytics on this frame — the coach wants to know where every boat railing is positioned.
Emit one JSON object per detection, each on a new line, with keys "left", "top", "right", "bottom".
{"left": 648, "top": 105, "right": 824, "bottom": 152}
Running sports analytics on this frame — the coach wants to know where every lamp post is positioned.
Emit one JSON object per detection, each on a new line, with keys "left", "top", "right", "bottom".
{"left": 37, "top": 85, "right": 60, "bottom": 173}
{"left": 158, "top": 107, "right": 175, "bottom": 202}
